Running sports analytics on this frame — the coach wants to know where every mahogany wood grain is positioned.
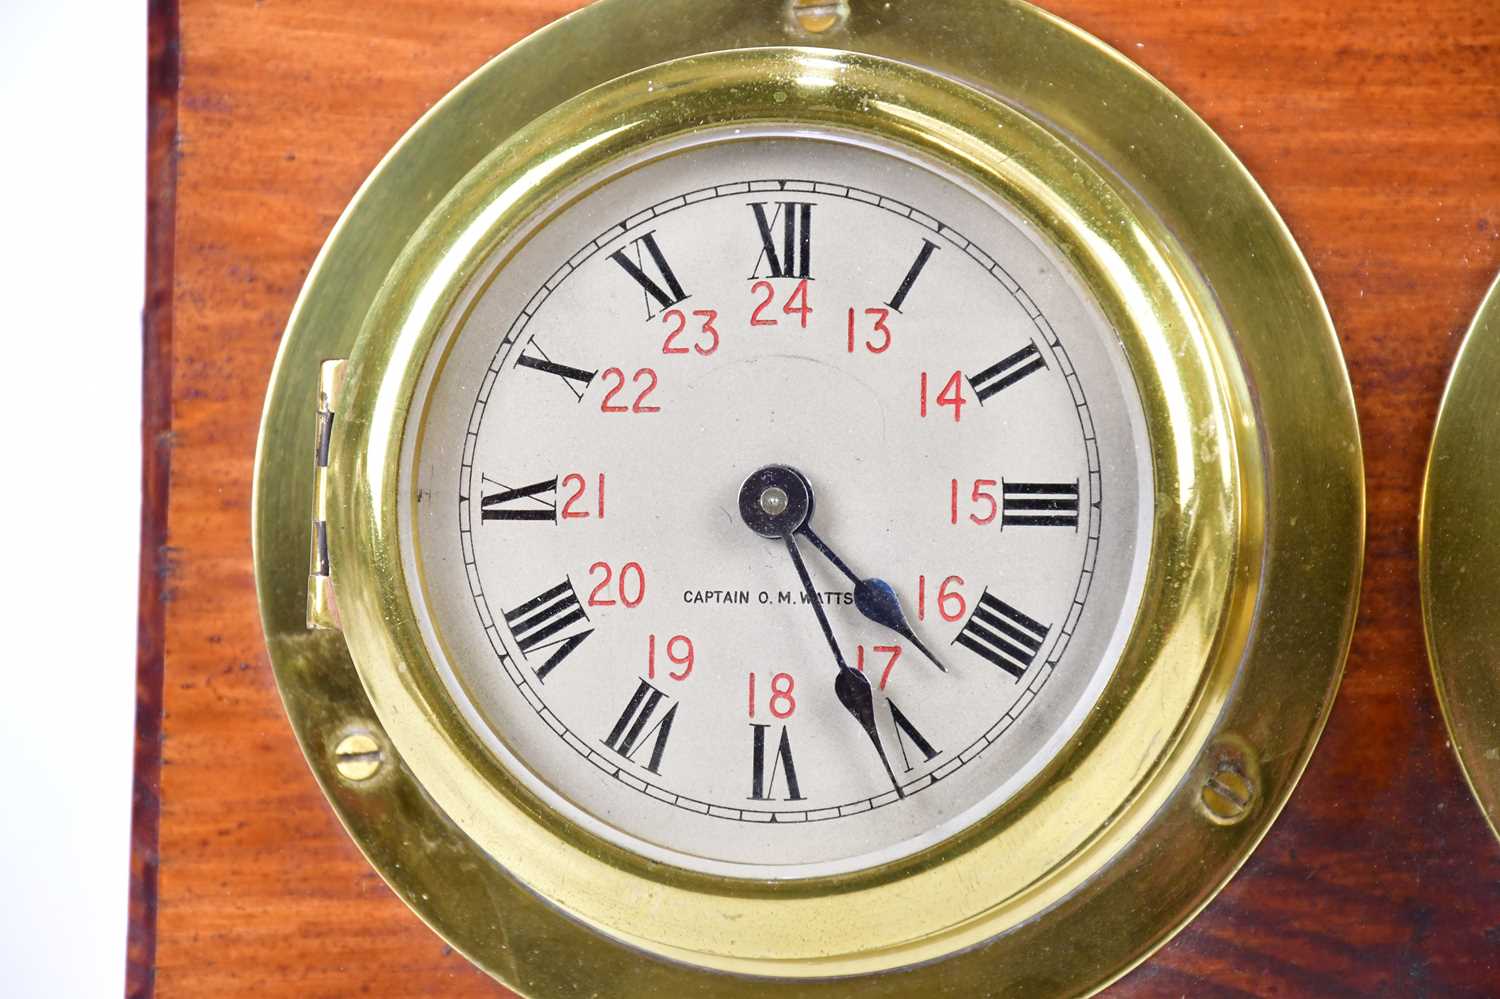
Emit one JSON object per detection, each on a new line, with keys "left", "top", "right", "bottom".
{"left": 136, "top": 1, "right": 1500, "bottom": 994}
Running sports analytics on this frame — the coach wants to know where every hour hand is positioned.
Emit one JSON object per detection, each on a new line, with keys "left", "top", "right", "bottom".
{"left": 781, "top": 533, "right": 906, "bottom": 801}
{"left": 800, "top": 525, "right": 950, "bottom": 674}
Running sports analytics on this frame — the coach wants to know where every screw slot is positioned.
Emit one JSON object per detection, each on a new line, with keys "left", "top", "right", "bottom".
{"left": 1198, "top": 737, "right": 1259, "bottom": 825}
{"left": 333, "top": 731, "right": 384, "bottom": 782}
{"left": 789, "top": 0, "right": 849, "bottom": 35}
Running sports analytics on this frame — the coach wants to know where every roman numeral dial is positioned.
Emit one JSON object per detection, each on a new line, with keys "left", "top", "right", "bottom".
{"left": 429, "top": 141, "right": 1138, "bottom": 877}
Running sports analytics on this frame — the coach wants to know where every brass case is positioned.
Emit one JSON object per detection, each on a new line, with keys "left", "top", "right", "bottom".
{"left": 253, "top": 2, "right": 1364, "bottom": 994}
{"left": 1422, "top": 273, "right": 1500, "bottom": 842}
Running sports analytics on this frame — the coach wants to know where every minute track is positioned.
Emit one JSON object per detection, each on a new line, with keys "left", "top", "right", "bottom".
{"left": 429, "top": 134, "right": 1128, "bottom": 864}
{"left": 455, "top": 174, "right": 1105, "bottom": 823}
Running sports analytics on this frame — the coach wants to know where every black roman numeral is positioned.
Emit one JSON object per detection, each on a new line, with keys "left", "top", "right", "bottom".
{"left": 1002, "top": 480, "right": 1080, "bottom": 529}
{"left": 609, "top": 231, "right": 689, "bottom": 319}
{"left": 479, "top": 475, "right": 557, "bottom": 523}
{"left": 748, "top": 724, "right": 804, "bottom": 801}
{"left": 886, "top": 239, "right": 940, "bottom": 312}
{"left": 504, "top": 579, "right": 593, "bottom": 681}
{"left": 603, "top": 678, "right": 678, "bottom": 774}
{"left": 968, "top": 341, "right": 1047, "bottom": 402}
{"left": 953, "top": 591, "right": 1050, "bottom": 679}
{"left": 749, "top": 201, "right": 813, "bottom": 279}
{"left": 888, "top": 700, "right": 940, "bottom": 772}
{"left": 516, "top": 342, "right": 596, "bottom": 402}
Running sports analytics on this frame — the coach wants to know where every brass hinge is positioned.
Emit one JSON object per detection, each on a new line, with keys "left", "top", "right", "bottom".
{"left": 307, "top": 358, "right": 347, "bottom": 630}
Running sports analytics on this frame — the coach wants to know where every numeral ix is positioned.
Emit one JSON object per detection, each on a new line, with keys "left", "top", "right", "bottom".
{"left": 480, "top": 475, "right": 556, "bottom": 523}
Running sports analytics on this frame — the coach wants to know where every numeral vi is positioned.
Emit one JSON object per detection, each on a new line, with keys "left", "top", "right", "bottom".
{"left": 749, "top": 724, "right": 804, "bottom": 801}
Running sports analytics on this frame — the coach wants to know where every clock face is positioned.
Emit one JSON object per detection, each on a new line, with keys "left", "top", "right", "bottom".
{"left": 403, "top": 133, "right": 1153, "bottom": 879}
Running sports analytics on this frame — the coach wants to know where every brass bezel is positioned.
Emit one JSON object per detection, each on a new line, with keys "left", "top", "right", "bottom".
{"left": 253, "top": 2, "right": 1364, "bottom": 995}
{"left": 1422, "top": 273, "right": 1500, "bottom": 842}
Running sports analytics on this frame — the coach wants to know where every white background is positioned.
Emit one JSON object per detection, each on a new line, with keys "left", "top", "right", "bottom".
{"left": 0, "top": 2, "right": 144, "bottom": 996}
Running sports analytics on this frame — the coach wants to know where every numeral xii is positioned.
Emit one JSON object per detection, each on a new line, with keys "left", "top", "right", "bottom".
{"left": 749, "top": 201, "right": 813, "bottom": 279}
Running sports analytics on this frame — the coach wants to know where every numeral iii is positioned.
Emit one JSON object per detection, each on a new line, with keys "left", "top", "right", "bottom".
{"left": 1002, "top": 480, "right": 1080, "bottom": 529}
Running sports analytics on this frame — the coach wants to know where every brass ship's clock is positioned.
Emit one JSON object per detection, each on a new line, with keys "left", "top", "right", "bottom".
{"left": 253, "top": 1, "right": 1364, "bottom": 994}
{"left": 1423, "top": 274, "right": 1500, "bottom": 842}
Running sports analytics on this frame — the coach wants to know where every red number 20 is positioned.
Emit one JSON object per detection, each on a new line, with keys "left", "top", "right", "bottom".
{"left": 587, "top": 561, "right": 646, "bottom": 607}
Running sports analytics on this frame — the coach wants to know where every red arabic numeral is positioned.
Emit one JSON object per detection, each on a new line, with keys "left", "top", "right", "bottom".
{"left": 938, "top": 575, "right": 967, "bottom": 622}
{"left": 920, "top": 371, "right": 967, "bottom": 421}
{"left": 587, "top": 561, "right": 646, "bottom": 608}
{"left": 747, "top": 672, "right": 797, "bottom": 718}
{"left": 750, "top": 281, "right": 777, "bottom": 326}
{"left": 949, "top": 478, "right": 998, "bottom": 525}
{"left": 600, "top": 368, "right": 660, "bottom": 413}
{"left": 783, "top": 279, "right": 812, "bottom": 328}
{"left": 855, "top": 644, "right": 903, "bottom": 690}
{"left": 560, "top": 473, "right": 605, "bottom": 520}
{"left": 647, "top": 634, "right": 694, "bottom": 681}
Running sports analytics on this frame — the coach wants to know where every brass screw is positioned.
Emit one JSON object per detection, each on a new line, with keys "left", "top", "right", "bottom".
{"left": 790, "top": 0, "right": 849, "bottom": 35}
{"left": 1198, "top": 741, "right": 1258, "bottom": 825}
{"left": 333, "top": 731, "right": 384, "bottom": 782}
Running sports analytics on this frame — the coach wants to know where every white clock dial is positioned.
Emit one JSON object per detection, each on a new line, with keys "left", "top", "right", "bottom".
{"left": 403, "top": 133, "right": 1153, "bottom": 879}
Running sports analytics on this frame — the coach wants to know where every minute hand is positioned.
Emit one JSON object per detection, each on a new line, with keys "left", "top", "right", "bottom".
{"left": 797, "top": 523, "right": 951, "bottom": 674}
